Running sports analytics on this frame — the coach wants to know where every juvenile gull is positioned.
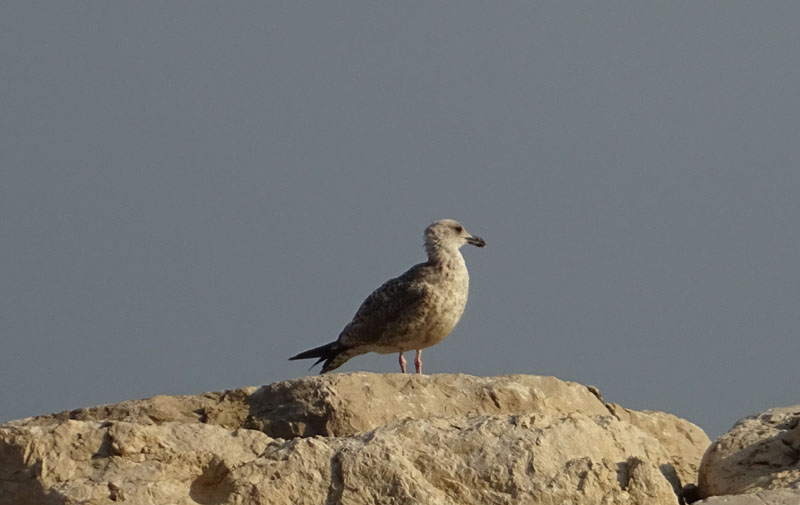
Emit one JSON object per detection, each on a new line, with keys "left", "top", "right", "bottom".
{"left": 289, "top": 218, "right": 485, "bottom": 374}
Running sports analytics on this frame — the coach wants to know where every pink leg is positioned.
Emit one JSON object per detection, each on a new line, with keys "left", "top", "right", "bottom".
{"left": 398, "top": 352, "right": 406, "bottom": 373}
{"left": 414, "top": 349, "right": 422, "bottom": 374}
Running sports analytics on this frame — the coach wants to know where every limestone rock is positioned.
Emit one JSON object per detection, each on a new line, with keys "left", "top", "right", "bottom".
{"left": 695, "top": 489, "right": 800, "bottom": 505}
{"left": 231, "top": 414, "right": 683, "bottom": 505}
{"left": 698, "top": 405, "right": 800, "bottom": 498}
{"left": 244, "top": 373, "right": 613, "bottom": 438}
{"left": 12, "top": 387, "right": 259, "bottom": 430}
{"left": 606, "top": 402, "right": 710, "bottom": 488}
{"left": 1, "top": 373, "right": 710, "bottom": 505}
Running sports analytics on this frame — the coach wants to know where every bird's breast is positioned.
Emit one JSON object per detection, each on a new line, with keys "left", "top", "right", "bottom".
{"left": 415, "top": 268, "right": 469, "bottom": 347}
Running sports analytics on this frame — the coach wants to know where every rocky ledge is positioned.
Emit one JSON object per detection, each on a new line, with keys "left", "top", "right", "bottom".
{"left": 697, "top": 405, "right": 800, "bottom": 505}
{"left": 0, "top": 373, "right": 718, "bottom": 504}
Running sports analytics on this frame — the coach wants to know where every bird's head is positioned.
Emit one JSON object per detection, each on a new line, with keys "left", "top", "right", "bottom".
{"left": 424, "top": 219, "right": 486, "bottom": 257}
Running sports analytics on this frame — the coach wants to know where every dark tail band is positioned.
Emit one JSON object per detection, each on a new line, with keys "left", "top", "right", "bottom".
{"left": 289, "top": 341, "right": 343, "bottom": 373}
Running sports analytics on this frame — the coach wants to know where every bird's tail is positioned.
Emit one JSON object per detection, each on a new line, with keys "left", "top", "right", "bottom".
{"left": 289, "top": 341, "right": 354, "bottom": 374}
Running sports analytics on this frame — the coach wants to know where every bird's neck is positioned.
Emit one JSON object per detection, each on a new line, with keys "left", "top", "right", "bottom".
{"left": 426, "top": 246, "right": 466, "bottom": 271}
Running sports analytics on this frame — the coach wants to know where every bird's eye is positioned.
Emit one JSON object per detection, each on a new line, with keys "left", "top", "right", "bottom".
{"left": 454, "top": 225, "right": 463, "bottom": 233}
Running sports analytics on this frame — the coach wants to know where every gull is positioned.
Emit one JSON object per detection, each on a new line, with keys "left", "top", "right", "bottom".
{"left": 289, "top": 218, "right": 485, "bottom": 374}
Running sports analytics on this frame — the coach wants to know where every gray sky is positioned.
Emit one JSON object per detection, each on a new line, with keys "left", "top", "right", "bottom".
{"left": 2, "top": 3, "right": 799, "bottom": 438}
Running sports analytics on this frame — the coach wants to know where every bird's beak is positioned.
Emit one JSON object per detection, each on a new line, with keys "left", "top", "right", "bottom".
{"left": 466, "top": 235, "right": 486, "bottom": 248}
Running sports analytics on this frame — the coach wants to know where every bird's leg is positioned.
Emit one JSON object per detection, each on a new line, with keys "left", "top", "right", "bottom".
{"left": 414, "top": 349, "right": 422, "bottom": 374}
{"left": 398, "top": 352, "right": 407, "bottom": 373}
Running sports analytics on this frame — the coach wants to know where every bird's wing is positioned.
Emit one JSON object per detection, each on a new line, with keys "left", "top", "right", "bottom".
{"left": 338, "top": 264, "right": 431, "bottom": 349}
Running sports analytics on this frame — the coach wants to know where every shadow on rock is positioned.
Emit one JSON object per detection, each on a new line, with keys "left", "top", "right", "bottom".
{"left": 0, "top": 438, "right": 66, "bottom": 505}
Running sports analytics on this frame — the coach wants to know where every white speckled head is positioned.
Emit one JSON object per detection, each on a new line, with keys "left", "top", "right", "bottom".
{"left": 424, "top": 219, "right": 485, "bottom": 258}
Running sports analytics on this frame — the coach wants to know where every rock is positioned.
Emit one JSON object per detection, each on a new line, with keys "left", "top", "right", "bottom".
{"left": 0, "top": 420, "right": 270, "bottom": 505}
{"left": 606, "top": 402, "right": 710, "bottom": 489}
{"left": 245, "top": 373, "right": 613, "bottom": 437}
{"left": 233, "top": 414, "right": 683, "bottom": 505}
{"left": 12, "top": 387, "right": 259, "bottom": 430}
{"left": 695, "top": 489, "right": 800, "bottom": 505}
{"left": 1, "top": 373, "right": 710, "bottom": 505}
{"left": 698, "top": 405, "right": 800, "bottom": 499}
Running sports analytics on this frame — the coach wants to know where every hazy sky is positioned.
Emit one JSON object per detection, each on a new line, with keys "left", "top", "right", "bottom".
{"left": 2, "top": 3, "right": 799, "bottom": 438}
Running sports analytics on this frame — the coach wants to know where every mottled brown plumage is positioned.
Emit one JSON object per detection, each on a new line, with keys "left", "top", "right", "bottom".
{"left": 289, "top": 219, "right": 485, "bottom": 373}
